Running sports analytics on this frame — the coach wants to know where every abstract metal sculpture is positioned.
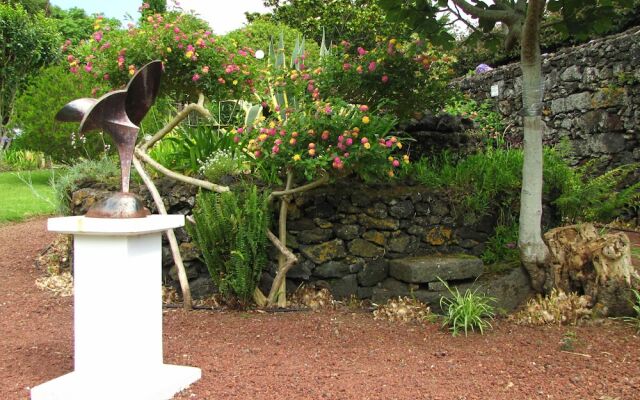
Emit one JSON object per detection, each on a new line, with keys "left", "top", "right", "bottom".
{"left": 56, "top": 60, "right": 162, "bottom": 218}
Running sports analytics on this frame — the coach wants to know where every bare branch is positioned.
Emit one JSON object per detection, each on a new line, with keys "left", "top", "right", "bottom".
{"left": 452, "top": 0, "right": 516, "bottom": 22}
{"left": 266, "top": 229, "right": 298, "bottom": 306}
{"left": 135, "top": 148, "right": 230, "bottom": 193}
{"left": 132, "top": 156, "right": 193, "bottom": 310}
{"left": 268, "top": 174, "right": 329, "bottom": 201}
{"left": 139, "top": 99, "right": 211, "bottom": 151}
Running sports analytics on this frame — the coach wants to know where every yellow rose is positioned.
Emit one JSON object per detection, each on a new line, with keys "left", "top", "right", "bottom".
{"left": 362, "top": 116, "right": 370, "bottom": 124}
{"left": 293, "top": 154, "right": 301, "bottom": 161}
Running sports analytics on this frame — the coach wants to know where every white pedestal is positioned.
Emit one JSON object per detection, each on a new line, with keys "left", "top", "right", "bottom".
{"left": 31, "top": 215, "right": 201, "bottom": 400}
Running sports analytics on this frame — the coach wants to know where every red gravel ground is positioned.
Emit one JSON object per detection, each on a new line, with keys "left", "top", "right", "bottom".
{"left": 1, "top": 218, "right": 639, "bottom": 400}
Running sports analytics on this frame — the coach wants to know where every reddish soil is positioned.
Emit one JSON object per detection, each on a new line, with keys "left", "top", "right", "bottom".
{"left": 1, "top": 218, "right": 639, "bottom": 400}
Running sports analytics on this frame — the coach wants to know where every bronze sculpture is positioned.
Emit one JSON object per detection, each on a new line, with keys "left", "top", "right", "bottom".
{"left": 56, "top": 60, "right": 162, "bottom": 218}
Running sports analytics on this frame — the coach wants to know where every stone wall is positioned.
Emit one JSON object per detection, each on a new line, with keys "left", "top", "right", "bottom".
{"left": 457, "top": 26, "right": 640, "bottom": 168}
{"left": 70, "top": 179, "right": 533, "bottom": 311}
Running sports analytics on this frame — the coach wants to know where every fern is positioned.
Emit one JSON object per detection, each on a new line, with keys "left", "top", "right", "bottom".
{"left": 188, "top": 186, "right": 270, "bottom": 306}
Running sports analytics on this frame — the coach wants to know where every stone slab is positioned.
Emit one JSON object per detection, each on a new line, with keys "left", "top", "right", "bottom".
{"left": 389, "top": 254, "right": 483, "bottom": 283}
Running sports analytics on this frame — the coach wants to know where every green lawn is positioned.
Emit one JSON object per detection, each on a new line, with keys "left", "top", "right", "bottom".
{"left": 0, "top": 170, "right": 57, "bottom": 223}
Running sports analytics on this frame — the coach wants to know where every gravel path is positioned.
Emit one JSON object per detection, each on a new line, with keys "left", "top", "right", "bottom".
{"left": 1, "top": 218, "right": 639, "bottom": 400}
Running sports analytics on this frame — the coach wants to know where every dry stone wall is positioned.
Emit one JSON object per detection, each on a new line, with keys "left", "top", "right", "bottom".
{"left": 70, "top": 179, "right": 533, "bottom": 311}
{"left": 457, "top": 27, "right": 640, "bottom": 168}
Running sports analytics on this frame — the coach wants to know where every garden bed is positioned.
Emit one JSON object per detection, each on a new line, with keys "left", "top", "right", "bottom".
{"left": 1, "top": 218, "right": 639, "bottom": 400}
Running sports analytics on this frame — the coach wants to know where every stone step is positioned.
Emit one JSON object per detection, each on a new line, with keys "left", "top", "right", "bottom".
{"left": 389, "top": 254, "right": 483, "bottom": 284}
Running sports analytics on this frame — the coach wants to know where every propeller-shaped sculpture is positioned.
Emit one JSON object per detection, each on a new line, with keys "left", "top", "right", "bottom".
{"left": 56, "top": 60, "right": 162, "bottom": 218}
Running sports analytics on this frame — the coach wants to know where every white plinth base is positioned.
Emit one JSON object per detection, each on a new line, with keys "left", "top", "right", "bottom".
{"left": 33, "top": 215, "right": 200, "bottom": 400}
{"left": 31, "top": 364, "right": 201, "bottom": 400}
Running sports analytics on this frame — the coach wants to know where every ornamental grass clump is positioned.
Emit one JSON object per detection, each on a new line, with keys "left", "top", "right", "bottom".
{"left": 512, "top": 289, "right": 592, "bottom": 326}
{"left": 439, "top": 280, "right": 495, "bottom": 336}
{"left": 373, "top": 296, "right": 434, "bottom": 324}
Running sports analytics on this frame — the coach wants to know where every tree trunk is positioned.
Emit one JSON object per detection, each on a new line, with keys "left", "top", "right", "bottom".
{"left": 275, "top": 171, "right": 294, "bottom": 307}
{"left": 518, "top": 0, "right": 549, "bottom": 291}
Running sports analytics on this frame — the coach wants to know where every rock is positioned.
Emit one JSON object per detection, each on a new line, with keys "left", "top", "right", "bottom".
{"left": 178, "top": 242, "right": 200, "bottom": 262}
{"left": 348, "top": 239, "right": 385, "bottom": 258}
{"left": 258, "top": 272, "right": 274, "bottom": 296}
{"left": 335, "top": 224, "right": 360, "bottom": 240}
{"left": 389, "top": 200, "right": 415, "bottom": 219}
{"left": 357, "top": 258, "right": 389, "bottom": 287}
{"left": 424, "top": 226, "right": 453, "bottom": 246}
{"left": 313, "top": 261, "right": 351, "bottom": 279}
{"left": 288, "top": 259, "right": 314, "bottom": 280}
{"left": 359, "top": 214, "right": 400, "bottom": 231}
{"left": 357, "top": 286, "right": 374, "bottom": 299}
{"left": 436, "top": 114, "right": 460, "bottom": 132}
{"left": 288, "top": 218, "right": 316, "bottom": 231}
{"left": 301, "top": 239, "right": 346, "bottom": 264}
{"left": 388, "top": 235, "right": 411, "bottom": 253}
{"left": 188, "top": 276, "right": 217, "bottom": 299}
{"left": 297, "top": 228, "right": 334, "bottom": 244}
{"left": 389, "top": 254, "right": 484, "bottom": 283}
{"left": 365, "top": 202, "right": 388, "bottom": 219}
{"left": 169, "top": 262, "right": 199, "bottom": 281}
{"left": 430, "top": 200, "right": 449, "bottom": 217}
{"left": 473, "top": 266, "right": 533, "bottom": 312}
{"left": 362, "top": 231, "right": 386, "bottom": 246}
{"left": 325, "top": 274, "right": 358, "bottom": 299}
{"left": 314, "top": 218, "right": 333, "bottom": 229}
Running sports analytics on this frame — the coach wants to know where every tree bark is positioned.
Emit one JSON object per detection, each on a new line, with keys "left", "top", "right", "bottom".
{"left": 275, "top": 171, "right": 294, "bottom": 307}
{"left": 518, "top": 0, "right": 549, "bottom": 291}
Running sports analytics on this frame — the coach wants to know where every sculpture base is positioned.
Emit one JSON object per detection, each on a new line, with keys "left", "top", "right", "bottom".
{"left": 86, "top": 192, "right": 149, "bottom": 218}
{"left": 30, "top": 365, "right": 201, "bottom": 400}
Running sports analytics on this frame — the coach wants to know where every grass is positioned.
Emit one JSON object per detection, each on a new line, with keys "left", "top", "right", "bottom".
{"left": 0, "top": 170, "right": 56, "bottom": 223}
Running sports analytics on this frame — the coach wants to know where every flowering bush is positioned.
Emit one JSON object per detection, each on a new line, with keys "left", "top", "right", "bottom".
{"left": 238, "top": 98, "right": 408, "bottom": 183}
{"left": 317, "top": 37, "right": 456, "bottom": 120}
{"left": 65, "top": 12, "right": 261, "bottom": 101}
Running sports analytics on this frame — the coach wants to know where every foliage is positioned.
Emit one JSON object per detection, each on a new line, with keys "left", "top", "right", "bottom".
{"left": 373, "top": 296, "right": 435, "bottom": 324}
{"left": 439, "top": 279, "right": 495, "bottom": 337}
{"left": 50, "top": 6, "right": 120, "bottom": 45}
{"left": 553, "top": 163, "right": 640, "bottom": 223}
{"left": 0, "top": 148, "right": 48, "bottom": 171}
{"left": 189, "top": 186, "right": 270, "bottom": 307}
{"left": 198, "top": 149, "right": 248, "bottom": 183}
{"left": 318, "top": 36, "right": 456, "bottom": 119}
{"left": 241, "top": 97, "right": 404, "bottom": 183}
{"left": 249, "top": 0, "right": 413, "bottom": 49}
{"left": 445, "top": 95, "right": 505, "bottom": 147}
{"left": 481, "top": 223, "right": 519, "bottom": 266}
{"left": 622, "top": 289, "right": 640, "bottom": 332}
{"left": 225, "top": 20, "right": 319, "bottom": 63}
{"left": 150, "top": 123, "right": 244, "bottom": 175}
{"left": 513, "top": 289, "right": 592, "bottom": 325}
{"left": 411, "top": 146, "right": 637, "bottom": 224}
{"left": 0, "top": 169, "right": 56, "bottom": 222}
{"left": 0, "top": 3, "right": 60, "bottom": 137}
{"left": 51, "top": 157, "right": 119, "bottom": 215}
{"left": 65, "top": 11, "right": 262, "bottom": 101}
{"left": 411, "top": 148, "right": 524, "bottom": 219}
{"left": 10, "top": 65, "right": 111, "bottom": 162}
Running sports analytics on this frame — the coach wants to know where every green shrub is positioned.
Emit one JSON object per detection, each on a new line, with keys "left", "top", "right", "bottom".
{"left": 0, "top": 149, "right": 49, "bottom": 171}
{"left": 411, "top": 148, "right": 523, "bottom": 219}
{"left": 411, "top": 147, "right": 637, "bottom": 225}
{"left": 52, "top": 157, "right": 119, "bottom": 215}
{"left": 439, "top": 279, "right": 496, "bottom": 336}
{"left": 444, "top": 96, "right": 506, "bottom": 147}
{"left": 481, "top": 222, "right": 519, "bottom": 266}
{"left": 11, "top": 65, "right": 112, "bottom": 163}
{"left": 198, "top": 150, "right": 247, "bottom": 183}
{"left": 150, "top": 123, "right": 244, "bottom": 176}
{"left": 188, "top": 186, "right": 270, "bottom": 307}
{"left": 622, "top": 289, "right": 640, "bottom": 333}
{"left": 553, "top": 162, "right": 640, "bottom": 222}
